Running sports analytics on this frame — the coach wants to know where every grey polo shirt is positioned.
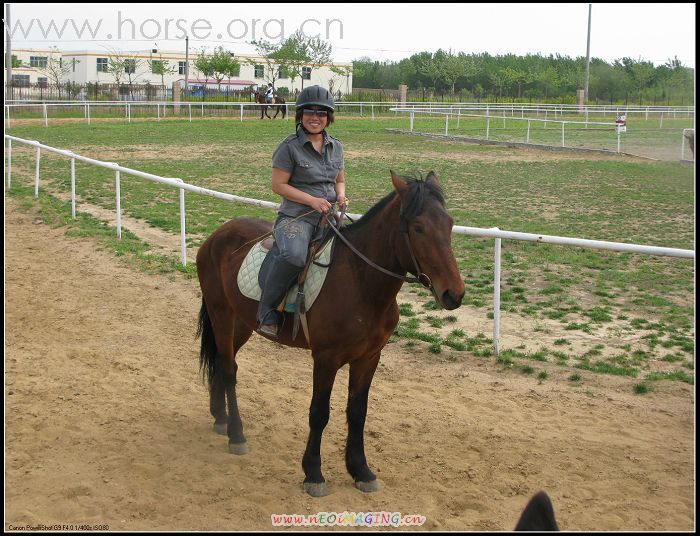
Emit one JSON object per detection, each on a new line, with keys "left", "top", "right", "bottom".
{"left": 272, "top": 127, "right": 344, "bottom": 224}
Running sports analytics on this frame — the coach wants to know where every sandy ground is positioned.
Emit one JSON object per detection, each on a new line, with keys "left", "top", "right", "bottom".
{"left": 4, "top": 196, "right": 695, "bottom": 531}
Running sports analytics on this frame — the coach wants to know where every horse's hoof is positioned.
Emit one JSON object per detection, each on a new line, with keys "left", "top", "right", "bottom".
{"left": 213, "top": 423, "right": 227, "bottom": 435}
{"left": 303, "top": 482, "right": 329, "bottom": 497}
{"left": 355, "top": 479, "right": 381, "bottom": 493}
{"left": 228, "top": 442, "right": 249, "bottom": 455}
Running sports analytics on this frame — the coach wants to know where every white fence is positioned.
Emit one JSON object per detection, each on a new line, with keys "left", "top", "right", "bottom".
{"left": 391, "top": 106, "right": 626, "bottom": 152}
{"left": 4, "top": 134, "right": 695, "bottom": 354}
{"left": 4, "top": 101, "right": 695, "bottom": 128}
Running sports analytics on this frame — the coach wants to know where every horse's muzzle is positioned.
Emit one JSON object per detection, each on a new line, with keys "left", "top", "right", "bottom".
{"left": 441, "top": 289, "right": 464, "bottom": 310}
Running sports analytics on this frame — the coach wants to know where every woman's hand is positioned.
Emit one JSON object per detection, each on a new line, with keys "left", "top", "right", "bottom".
{"left": 309, "top": 196, "right": 332, "bottom": 214}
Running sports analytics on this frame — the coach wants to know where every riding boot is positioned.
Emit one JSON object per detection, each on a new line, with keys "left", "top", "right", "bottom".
{"left": 256, "top": 256, "right": 303, "bottom": 338}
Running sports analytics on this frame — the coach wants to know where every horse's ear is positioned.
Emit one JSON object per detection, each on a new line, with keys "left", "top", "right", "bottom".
{"left": 426, "top": 171, "right": 439, "bottom": 187}
{"left": 391, "top": 170, "right": 408, "bottom": 195}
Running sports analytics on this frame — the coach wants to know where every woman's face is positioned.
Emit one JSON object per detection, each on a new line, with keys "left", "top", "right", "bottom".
{"left": 301, "top": 105, "right": 328, "bottom": 134}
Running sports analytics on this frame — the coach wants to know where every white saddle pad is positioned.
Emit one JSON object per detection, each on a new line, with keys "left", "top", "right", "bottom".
{"left": 237, "top": 238, "right": 334, "bottom": 312}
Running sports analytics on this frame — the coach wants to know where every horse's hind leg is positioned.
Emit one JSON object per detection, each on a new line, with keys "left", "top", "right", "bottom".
{"left": 208, "top": 306, "right": 253, "bottom": 454}
{"left": 223, "top": 318, "right": 253, "bottom": 454}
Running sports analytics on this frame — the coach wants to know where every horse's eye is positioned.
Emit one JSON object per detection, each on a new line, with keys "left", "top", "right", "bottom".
{"left": 413, "top": 224, "right": 424, "bottom": 234}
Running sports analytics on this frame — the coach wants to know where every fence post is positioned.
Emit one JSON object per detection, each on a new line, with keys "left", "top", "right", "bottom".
{"left": 493, "top": 232, "right": 502, "bottom": 356}
{"left": 617, "top": 129, "right": 621, "bottom": 154}
{"left": 34, "top": 146, "right": 41, "bottom": 197}
{"left": 189, "top": 103, "right": 192, "bottom": 123}
{"left": 660, "top": 112, "right": 664, "bottom": 128}
{"left": 87, "top": 103, "right": 90, "bottom": 124}
{"left": 409, "top": 111, "right": 414, "bottom": 132}
{"left": 561, "top": 122, "right": 565, "bottom": 147}
{"left": 680, "top": 129, "right": 685, "bottom": 161}
{"left": 503, "top": 109, "right": 506, "bottom": 129}
{"left": 486, "top": 117, "right": 490, "bottom": 140}
{"left": 585, "top": 107, "right": 588, "bottom": 129}
{"left": 115, "top": 169, "right": 122, "bottom": 239}
{"left": 544, "top": 110, "right": 548, "bottom": 129}
{"left": 157, "top": 103, "right": 160, "bottom": 121}
{"left": 178, "top": 181, "right": 187, "bottom": 266}
{"left": 7, "top": 138, "right": 11, "bottom": 189}
{"left": 445, "top": 114, "right": 449, "bottom": 136}
{"left": 371, "top": 104, "right": 374, "bottom": 120}
{"left": 240, "top": 104, "right": 243, "bottom": 122}
{"left": 5, "top": 105, "right": 11, "bottom": 128}
{"left": 526, "top": 120, "right": 530, "bottom": 143}
{"left": 71, "top": 157, "right": 76, "bottom": 218}
{"left": 43, "top": 103, "right": 48, "bottom": 127}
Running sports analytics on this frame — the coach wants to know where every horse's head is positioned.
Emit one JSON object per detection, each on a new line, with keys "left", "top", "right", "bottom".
{"left": 391, "top": 170, "right": 465, "bottom": 310}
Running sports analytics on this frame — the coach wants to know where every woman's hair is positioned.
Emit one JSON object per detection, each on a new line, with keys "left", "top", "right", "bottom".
{"left": 295, "top": 108, "right": 335, "bottom": 127}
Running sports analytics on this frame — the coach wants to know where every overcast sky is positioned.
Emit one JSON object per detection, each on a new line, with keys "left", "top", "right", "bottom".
{"left": 6, "top": 3, "right": 696, "bottom": 67}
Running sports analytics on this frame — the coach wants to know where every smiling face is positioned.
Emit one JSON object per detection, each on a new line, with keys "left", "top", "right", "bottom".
{"left": 301, "top": 106, "right": 329, "bottom": 134}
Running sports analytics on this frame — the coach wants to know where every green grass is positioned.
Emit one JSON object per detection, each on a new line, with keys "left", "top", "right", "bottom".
{"left": 6, "top": 117, "right": 694, "bottom": 383}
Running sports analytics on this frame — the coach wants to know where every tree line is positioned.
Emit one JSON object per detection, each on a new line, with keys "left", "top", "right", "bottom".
{"left": 351, "top": 50, "right": 694, "bottom": 105}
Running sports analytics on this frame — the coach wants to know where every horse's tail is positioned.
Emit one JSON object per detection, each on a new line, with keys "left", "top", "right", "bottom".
{"left": 196, "top": 298, "right": 217, "bottom": 391}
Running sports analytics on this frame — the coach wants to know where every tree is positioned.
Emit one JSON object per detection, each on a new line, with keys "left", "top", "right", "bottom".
{"left": 273, "top": 30, "right": 309, "bottom": 93}
{"left": 148, "top": 55, "right": 177, "bottom": 87}
{"left": 249, "top": 39, "right": 283, "bottom": 88}
{"left": 303, "top": 34, "right": 332, "bottom": 89}
{"left": 194, "top": 48, "right": 215, "bottom": 88}
{"left": 37, "top": 47, "right": 78, "bottom": 99}
{"left": 331, "top": 64, "right": 353, "bottom": 96}
{"left": 208, "top": 46, "right": 239, "bottom": 95}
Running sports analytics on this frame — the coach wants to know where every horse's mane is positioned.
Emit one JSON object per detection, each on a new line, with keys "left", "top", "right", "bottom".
{"left": 344, "top": 173, "right": 445, "bottom": 232}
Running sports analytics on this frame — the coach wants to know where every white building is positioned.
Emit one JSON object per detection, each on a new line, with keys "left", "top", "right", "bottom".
{"left": 7, "top": 48, "right": 353, "bottom": 97}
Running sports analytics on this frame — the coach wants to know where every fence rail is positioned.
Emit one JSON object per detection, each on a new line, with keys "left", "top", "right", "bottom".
{"left": 4, "top": 134, "right": 694, "bottom": 355}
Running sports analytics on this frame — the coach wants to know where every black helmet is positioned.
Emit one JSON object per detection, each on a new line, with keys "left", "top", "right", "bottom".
{"left": 295, "top": 85, "right": 335, "bottom": 111}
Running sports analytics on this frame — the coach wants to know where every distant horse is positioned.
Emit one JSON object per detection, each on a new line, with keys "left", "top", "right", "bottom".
{"left": 196, "top": 171, "right": 464, "bottom": 497}
{"left": 254, "top": 90, "right": 287, "bottom": 119}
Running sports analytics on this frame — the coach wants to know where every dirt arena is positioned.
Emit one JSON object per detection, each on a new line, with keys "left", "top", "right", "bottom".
{"left": 4, "top": 196, "right": 695, "bottom": 531}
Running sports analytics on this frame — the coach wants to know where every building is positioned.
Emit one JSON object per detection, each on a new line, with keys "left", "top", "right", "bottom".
{"left": 7, "top": 48, "right": 353, "bottom": 97}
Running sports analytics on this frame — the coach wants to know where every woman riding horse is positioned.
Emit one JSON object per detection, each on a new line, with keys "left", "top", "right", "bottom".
{"left": 257, "top": 85, "right": 347, "bottom": 338}
{"left": 255, "top": 87, "right": 286, "bottom": 119}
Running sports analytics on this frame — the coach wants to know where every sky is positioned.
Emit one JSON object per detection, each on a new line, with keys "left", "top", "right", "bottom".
{"left": 5, "top": 3, "right": 696, "bottom": 67}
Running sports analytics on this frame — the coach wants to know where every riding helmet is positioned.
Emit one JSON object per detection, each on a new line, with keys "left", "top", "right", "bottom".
{"left": 295, "top": 85, "right": 335, "bottom": 111}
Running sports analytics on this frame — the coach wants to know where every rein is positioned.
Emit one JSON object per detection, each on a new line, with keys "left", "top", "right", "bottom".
{"left": 323, "top": 211, "right": 433, "bottom": 290}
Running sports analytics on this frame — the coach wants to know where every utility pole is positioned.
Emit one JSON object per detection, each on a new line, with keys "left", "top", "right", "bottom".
{"left": 584, "top": 3, "right": 592, "bottom": 103}
{"left": 184, "top": 35, "right": 189, "bottom": 100}
{"left": 6, "top": 3, "right": 12, "bottom": 96}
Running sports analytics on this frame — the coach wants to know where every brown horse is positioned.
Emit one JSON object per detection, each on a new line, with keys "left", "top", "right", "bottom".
{"left": 254, "top": 90, "right": 287, "bottom": 119}
{"left": 196, "top": 171, "right": 465, "bottom": 497}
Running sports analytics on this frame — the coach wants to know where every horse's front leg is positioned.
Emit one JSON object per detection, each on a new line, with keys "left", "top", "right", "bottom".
{"left": 346, "top": 353, "right": 381, "bottom": 492}
{"left": 302, "top": 359, "right": 338, "bottom": 497}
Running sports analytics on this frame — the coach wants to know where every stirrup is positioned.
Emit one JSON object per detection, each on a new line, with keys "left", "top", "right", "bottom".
{"left": 257, "top": 323, "right": 279, "bottom": 339}
{"left": 257, "top": 310, "right": 282, "bottom": 339}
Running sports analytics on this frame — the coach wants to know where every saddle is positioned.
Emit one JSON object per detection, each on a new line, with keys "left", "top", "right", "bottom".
{"left": 237, "top": 235, "right": 335, "bottom": 343}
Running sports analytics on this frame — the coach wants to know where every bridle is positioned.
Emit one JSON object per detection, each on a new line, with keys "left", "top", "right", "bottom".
{"left": 322, "top": 209, "right": 434, "bottom": 291}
